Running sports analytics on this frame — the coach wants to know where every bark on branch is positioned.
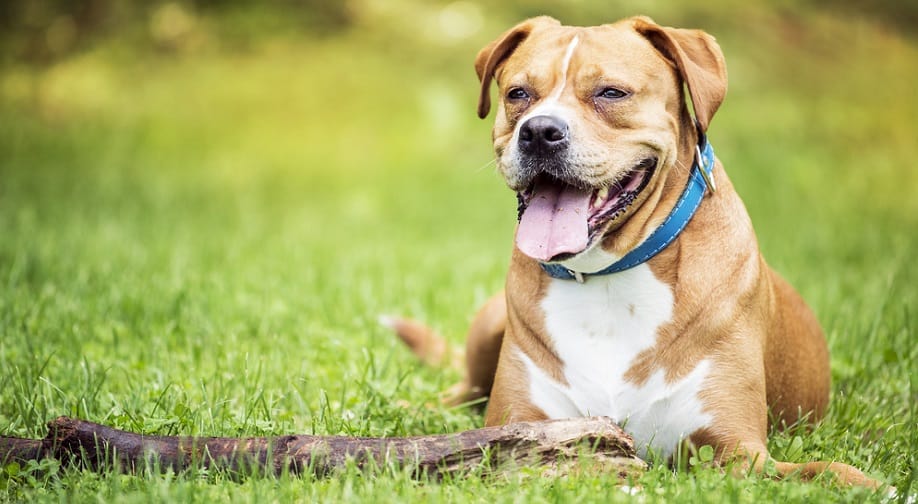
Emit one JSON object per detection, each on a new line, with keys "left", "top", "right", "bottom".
{"left": 0, "top": 416, "right": 645, "bottom": 478}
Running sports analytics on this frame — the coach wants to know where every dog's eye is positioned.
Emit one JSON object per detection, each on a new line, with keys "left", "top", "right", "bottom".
{"left": 597, "top": 87, "right": 628, "bottom": 100}
{"left": 507, "top": 88, "right": 530, "bottom": 100}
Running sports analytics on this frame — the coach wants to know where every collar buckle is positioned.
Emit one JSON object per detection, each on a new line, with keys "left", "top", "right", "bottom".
{"left": 695, "top": 144, "right": 716, "bottom": 193}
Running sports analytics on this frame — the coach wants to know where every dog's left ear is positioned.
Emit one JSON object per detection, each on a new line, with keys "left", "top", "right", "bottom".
{"left": 633, "top": 17, "right": 727, "bottom": 132}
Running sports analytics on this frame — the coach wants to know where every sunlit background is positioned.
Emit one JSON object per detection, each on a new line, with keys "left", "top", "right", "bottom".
{"left": 3, "top": 1, "right": 916, "bottom": 214}
{"left": 0, "top": 1, "right": 916, "bottom": 497}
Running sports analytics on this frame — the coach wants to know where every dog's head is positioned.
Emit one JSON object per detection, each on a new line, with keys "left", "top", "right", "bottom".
{"left": 475, "top": 16, "right": 727, "bottom": 264}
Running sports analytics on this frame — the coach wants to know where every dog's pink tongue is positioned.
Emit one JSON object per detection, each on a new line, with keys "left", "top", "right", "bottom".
{"left": 516, "top": 181, "right": 592, "bottom": 261}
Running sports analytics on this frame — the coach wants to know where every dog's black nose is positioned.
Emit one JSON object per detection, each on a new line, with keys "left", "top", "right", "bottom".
{"left": 518, "top": 115, "right": 569, "bottom": 155}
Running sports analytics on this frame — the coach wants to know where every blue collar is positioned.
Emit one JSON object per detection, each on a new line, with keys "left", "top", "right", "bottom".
{"left": 540, "top": 136, "right": 716, "bottom": 283}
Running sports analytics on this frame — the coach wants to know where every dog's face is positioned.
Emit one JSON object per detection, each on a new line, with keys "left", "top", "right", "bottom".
{"left": 475, "top": 17, "right": 726, "bottom": 263}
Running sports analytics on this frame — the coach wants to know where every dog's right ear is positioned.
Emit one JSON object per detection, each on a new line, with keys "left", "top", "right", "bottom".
{"left": 475, "top": 16, "right": 560, "bottom": 119}
{"left": 632, "top": 17, "right": 727, "bottom": 132}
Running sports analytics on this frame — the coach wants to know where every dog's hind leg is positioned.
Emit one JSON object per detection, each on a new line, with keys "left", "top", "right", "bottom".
{"left": 384, "top": 291, "right": 507, "bottom": 407}
{"left": 719, "top": 441, "right": 887, "bottom": 490}
{"left": 455, "top": 291, "right": 506, "bottom": 406}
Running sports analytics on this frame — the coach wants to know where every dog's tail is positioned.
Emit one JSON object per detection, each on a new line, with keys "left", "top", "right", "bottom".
{"left": 382, "top": 293, "right": 505, "bottom": 407}
{"left": 379, "top": 315, "right": 453, "bottom": 367}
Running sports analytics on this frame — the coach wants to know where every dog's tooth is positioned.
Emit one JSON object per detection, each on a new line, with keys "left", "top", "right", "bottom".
{"left": 593, "top": 187, "right": 609, "bottom": 208}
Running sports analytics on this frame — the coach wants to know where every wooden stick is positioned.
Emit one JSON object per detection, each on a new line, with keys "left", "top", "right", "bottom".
{"left": 0, "top": 416, "right": 645, "bottom": 478}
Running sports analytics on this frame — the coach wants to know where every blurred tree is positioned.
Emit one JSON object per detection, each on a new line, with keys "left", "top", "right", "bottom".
{"left": 1, "top": 0, "right": 914, "bottom": 66}
{"left": 809, "top": 0, "right": 917, "bottom": 35}
{"left": 0, "top": 0, "right": 353, "bottom": 64}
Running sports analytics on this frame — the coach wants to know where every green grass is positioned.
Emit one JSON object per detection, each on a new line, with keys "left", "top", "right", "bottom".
{"left": 1, "top": 2, "right": 916, "bottom": 502}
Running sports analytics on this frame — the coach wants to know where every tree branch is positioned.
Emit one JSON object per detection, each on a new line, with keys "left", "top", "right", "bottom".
{"left": 0, "top": 416, "right": 645, "bottom": 478}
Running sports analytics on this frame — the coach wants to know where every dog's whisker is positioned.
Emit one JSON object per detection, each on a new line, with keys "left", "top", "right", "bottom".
{"left": 473, "top": 156, "right": 499, "bottom": 174}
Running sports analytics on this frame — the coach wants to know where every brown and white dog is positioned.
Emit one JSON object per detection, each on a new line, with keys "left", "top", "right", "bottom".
{"left": 388, "top": 16, "right": 884, "bottom": 488}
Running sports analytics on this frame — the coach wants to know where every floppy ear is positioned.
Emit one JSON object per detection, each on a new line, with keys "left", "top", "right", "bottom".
{"left": 633, "top": 17, "right": 727, "bottom": 132}
{"left": 474, "top": 16, "right": 561, "bottom": 119}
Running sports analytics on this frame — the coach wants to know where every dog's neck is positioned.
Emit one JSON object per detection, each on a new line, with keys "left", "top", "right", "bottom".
{"left": 541, "top": 132, "right": 715, "bottom": 283}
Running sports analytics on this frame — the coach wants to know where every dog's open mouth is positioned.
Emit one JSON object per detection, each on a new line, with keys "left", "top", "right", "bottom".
{"left": 515, "top": 158, "right": 657, "bottom": 262}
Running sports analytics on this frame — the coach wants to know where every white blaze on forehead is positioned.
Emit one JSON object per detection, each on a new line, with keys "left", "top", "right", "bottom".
{"left": 549, "top": 35, "right": 580, "bottom": 101}
{"left": 514, "top": 35, "right": 580, "bottom": 128}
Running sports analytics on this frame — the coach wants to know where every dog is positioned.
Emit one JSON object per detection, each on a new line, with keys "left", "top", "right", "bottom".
{"left": 387, "top": 16, "right": 884, "bottom": 489}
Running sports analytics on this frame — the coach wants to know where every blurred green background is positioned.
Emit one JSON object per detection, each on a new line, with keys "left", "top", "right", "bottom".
{"left": 3, "top": 0, "right": 915, "bottom": 227}
{"left": 0, "top": 0, "right": 916, "bottom": 500}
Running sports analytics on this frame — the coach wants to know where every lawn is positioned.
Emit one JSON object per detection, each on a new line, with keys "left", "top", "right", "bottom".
{"left": 1, "top": 1, "right": 916, "bottom": 502}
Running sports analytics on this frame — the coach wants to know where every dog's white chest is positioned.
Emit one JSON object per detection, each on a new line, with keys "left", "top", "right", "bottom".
{"left": 517, "top": 264, "right": 712, "bottom": 459}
